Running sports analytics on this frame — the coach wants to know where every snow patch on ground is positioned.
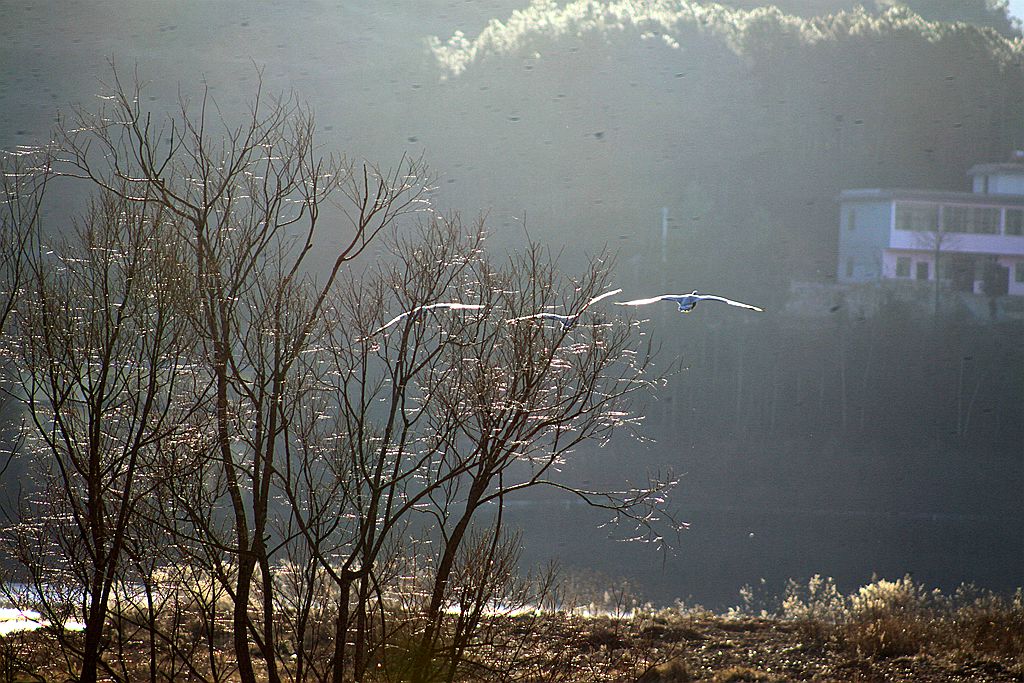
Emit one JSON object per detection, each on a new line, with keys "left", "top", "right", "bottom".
{"left": 0, "top": 607, "right": 85, "bottom": 634}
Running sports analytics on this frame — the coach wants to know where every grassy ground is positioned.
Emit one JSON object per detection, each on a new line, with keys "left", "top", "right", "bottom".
{"left": 497, "top": 609, "right": 1023, "bottom": 682}
{"left": 499, "top": 575, "right": 1024, "bottom": 681}
{"left": 1, "top": 576, "right": 1021, "bottom": 681}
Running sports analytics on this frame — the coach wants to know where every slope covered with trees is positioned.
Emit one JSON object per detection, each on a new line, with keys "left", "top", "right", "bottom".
{"left": 726, "top": 0, "right": 1020, "bottom": 36}
{"left": 428, "top": 1, "right": 1024, "bottom": 299}
{"left": 424, "top": 1, "right": 1024, "bottom": 602}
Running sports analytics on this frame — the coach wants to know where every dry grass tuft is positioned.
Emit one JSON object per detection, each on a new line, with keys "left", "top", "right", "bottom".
{"left": 636, "top": 657, "right": 696, "bottom": 682}
{"left": 781, "top": 575, "right": 1024, "bottom": 671}
{"left": 710, "top": 664, "right": 783, "bottom": 682}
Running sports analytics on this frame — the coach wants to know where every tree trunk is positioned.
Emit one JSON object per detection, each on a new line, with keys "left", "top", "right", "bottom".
{"left": 331, "top": 578, "right": 351, "bottom": 683}
{"left": 353, "top": 573, "right": 371, "bottom": 682}
{"left": 411, "top": 479, "right": 488, "bottom": 683}
{"left": 257, "top": 542, "right": 283, "bottom": 683}
{"left": 234, "top": 555, "right": 258, "bottom": 683}
{"left": 79, "top": 609, "right": 104, "bottom": 683}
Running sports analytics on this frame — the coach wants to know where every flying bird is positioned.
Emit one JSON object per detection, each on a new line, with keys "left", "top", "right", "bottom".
{"left": 507, "top": 288, "right": 622, "bottom": 329}
{"left": 371, "top": 302, "right": 484, "bottom": 335}
{"left": 615, "top": 291, "right": 763, "bottom": 314}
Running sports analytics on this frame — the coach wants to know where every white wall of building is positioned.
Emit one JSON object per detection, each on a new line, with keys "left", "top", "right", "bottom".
{"left": 882, "top": 250, "right": 933, "bottom": 281}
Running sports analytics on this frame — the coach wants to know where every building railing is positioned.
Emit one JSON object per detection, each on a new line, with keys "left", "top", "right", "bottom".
{"left": 894, "top": 201, "right": 1024, "bottom": 238}
{"left": 888, "top": 229, "right": 1024, "bottom": 256}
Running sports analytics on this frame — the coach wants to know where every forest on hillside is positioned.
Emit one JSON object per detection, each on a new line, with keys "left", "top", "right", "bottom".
{"left": 422, "top": 1, "right": 1024, "bottom": 592}
{"left": 730, "top": 0, "right": 1019, "bottom": 36}
{"left": 426, "top": 1, "right": 1024, "bottom": 299}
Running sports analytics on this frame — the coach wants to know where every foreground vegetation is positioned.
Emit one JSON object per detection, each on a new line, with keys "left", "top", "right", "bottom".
{"left": 1, "top": 575, "right": 1021, "bottom": 682}
{"left": 0, "top": 69, "right": 683, "bottom": 683}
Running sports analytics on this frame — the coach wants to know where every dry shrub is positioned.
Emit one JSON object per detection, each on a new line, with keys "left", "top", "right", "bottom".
{"left": 710, "top": 665, "right": 782, "bottom": 682}
{"left": 779, "top": 574, "right": 845, "bottom": 644}
{"left": 0, "top": 632, "right": 43, "bottom": 683}
{"left": 840, "top": 577, "right": 1024, "bottom": 663}
{"left": 947, "top": 587, "right": 1024, "bottom": 662}
{"left": 840, "top": 613, "right": 930, "bottom": 658}
{"left": 848, "top": 576, "right": 932, "bottom": 621}
{"left": 839, "top": 575, "right": 935, "bottom": 657}
{"left": 637, "top": 657, "right": 695, "bottom": 682}
{"left": 781, "top": 575, "right": 1024, "bottom": 665}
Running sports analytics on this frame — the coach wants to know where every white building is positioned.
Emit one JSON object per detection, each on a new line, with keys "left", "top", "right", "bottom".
{"left": 837, "top": 158, "right": 1024, "bottom": 297}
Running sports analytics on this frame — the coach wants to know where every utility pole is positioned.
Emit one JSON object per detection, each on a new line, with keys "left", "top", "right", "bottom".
{"left": 661, "top": 206, "right": 669, "bottom": 265}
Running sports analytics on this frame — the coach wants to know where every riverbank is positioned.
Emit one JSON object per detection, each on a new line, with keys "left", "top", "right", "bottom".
{"left": 1, "top": 576, "right": 1020, "bottom": 681}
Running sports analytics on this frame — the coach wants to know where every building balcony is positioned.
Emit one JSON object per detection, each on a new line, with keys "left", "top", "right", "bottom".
{"left": 889, "top": 228, "right": 1024, "bottom": 257}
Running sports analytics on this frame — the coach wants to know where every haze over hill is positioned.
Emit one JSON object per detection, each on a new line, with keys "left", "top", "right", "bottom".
{"left": 2, "top": 0, "right": 1022, "bottom": 608}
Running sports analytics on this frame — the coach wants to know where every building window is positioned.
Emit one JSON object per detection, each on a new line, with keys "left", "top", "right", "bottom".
{"left": 895, "top": 203, "right": 938, "bottom": 231}
{"left": 942, "top": 206, "right": 968, "bottom": 233}
{"left": 845, "top": 208, "right": 856, "bottom": 231}
{"left": 969, "top": 207, "right": 999, "bottom": 234}
{"left": 896, "top": 256, "right": 911, "bottom": 277}
{"left": 942, "top": 206, "right": 1000, "bottom": 234}
{"left": 1006, "top": 209, "right": 1024, "bottom": 236}
{"left": 916, "top": 262, "right": 929, "bottom": 280}
{"left": 1016, "top": 262, "right": 1024, "bottom": 284}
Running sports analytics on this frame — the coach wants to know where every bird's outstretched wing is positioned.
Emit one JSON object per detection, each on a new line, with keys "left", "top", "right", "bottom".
{"left": 423, "top": 302, "right": 485, "bottom": 312}
{"left": 693, "top": 294, "right": 763, "bottom": 312}
{"left": 614, "top": 295, "right": 676, "bottom": 307}
{"left": 507, "top": 288, "right": 621, "bottom": 324}
{"left": 374, "top": 311, "right": 413, "bottom": 334}
{"left": 506, "top": 312, "right": 570, "bottom": 324}
{"left": 581, "top": 287, "right": 623, "bottom": 310}
{"left": 372, "top": 302, "right": 484, "bottom": 335}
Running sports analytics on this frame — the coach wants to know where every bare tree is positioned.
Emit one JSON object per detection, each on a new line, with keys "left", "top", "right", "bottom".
{"left": 406, "top": 241, "right": 675, "bottom": 683}
{"left": 1, "top": 185, "right": 196, "bottom": 683}
{"left": 272, "top": 215, "right": 678, "bottom": 682}
{"left": 272, "top": 216, "right": 492, "bottom": 682}
{"left": 0, "top": 146, "right": 52, "bottom": 484}
{"left": 914, "top": 220, "right": 960, "bottom": 316}
{"left": 8, "top": 67, "right": 428, "bottom": 683}
{"left": 2, "top": 68, "right": 682, "bottom": 683}
{"left": 0, "top": 146, "right": 51, "bottom": 332}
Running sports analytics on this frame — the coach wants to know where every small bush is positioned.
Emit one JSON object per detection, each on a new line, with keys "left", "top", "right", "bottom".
{"left": 778, "top": 575, "right": 1024, "bottom": 664}
{"left": 710, "top": 665, "right": 782, "bottom": 682}
{"left": 841, "top": 613, "right": 929, "bottom": 658}
{"left": 582, "top": 623, "right": 627, "bottom": 651}
{"left": 948, "top": 587, "right": 1024, "bottom": 662}
{"left": 848, "top": 575, "right": 932, "bottom": 621}
{"left": 840, "top": 575, "right": 936, "bottom": 657}
{"left": 637, "top": 658, "right": 695, "bottom": 682}
{"left": 779, "top": 574, "right": 846, "bottom": 643}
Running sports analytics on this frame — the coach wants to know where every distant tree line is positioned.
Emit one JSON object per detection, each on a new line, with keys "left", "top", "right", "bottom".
{"left": 430, "top": 1, "right": 1024, "bottom": 296}
{"left": 727, "top": 0, "right": 1019, "bottom": 37}
{"left": 638, "top": 310, "right": 1024, "bottom": 446}
{"left": 422, "top": 2, "right": 1024, "bottom": 483}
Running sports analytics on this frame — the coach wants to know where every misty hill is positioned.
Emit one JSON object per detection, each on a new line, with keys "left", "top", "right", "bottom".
{"left": 425, "top": 2, "right": 1024, "bottom": 300}
{"left": 420, "top": 1, "right": 1024, "bottom": 603}
{"left": 4, "top": 1, "right": 1022, "bottom": 299}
